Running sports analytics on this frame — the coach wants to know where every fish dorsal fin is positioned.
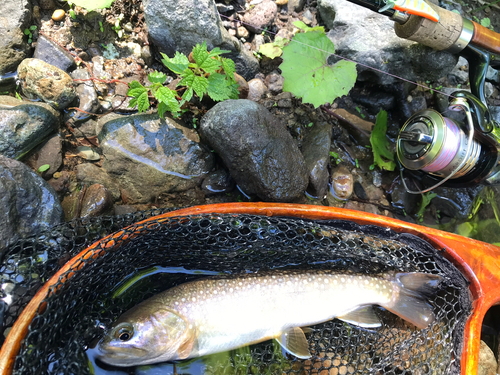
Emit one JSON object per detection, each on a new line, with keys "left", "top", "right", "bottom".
{"left": 275, "top": 327, "right": 311, "bottom": 359}
{"left": 337, "top": 306, "right": 382, "bottom": 328}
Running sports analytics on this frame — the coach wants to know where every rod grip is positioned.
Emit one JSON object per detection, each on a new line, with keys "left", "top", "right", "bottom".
{"left": 394, "top": 5, "right": 463, "bottom": 51}
{"left": 471, "top": 21, "right": 500, "bottom": 55}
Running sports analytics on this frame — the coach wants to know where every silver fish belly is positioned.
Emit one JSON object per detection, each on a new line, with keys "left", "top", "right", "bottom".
{"left": 98, "top": 270, "right": 442, "bottom": 367}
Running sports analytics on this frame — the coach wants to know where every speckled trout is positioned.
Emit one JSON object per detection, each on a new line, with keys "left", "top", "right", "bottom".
{"left": 97, "top": 270, "right": 442, "bottom": 367}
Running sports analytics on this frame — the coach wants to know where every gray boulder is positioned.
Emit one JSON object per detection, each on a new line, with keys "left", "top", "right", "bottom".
{"left": 0, "top": 96, "right": 60, "bottom": 159}
{"left": 143, "top": 0, "right": 259, "bottom": 80}
{"left": 200, "top": 99, "right": 308, "bottom": 202}
{"left": 98, "top": 113, "right": 214, "bottom": 204}
{"left": 0, "top": 0, "right": 32, "bottom": 76}
{"left": 0, "top": 155, "right": 64, "bottom": 253}
{"left": 318, "top": 0, "right": 458, "bottom": 85}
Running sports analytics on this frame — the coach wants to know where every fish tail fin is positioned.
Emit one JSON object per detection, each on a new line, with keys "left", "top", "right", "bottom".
{"left": 386, "top": 272, "right": 443, "bottom": 329}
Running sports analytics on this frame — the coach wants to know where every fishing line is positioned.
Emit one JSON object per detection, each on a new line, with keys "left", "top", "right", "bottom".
{"left": 219, "top": 12, "right": 457, "bottom": 99}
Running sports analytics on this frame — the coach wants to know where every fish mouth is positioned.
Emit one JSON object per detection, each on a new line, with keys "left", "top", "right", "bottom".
{"left": 96, "top": 341, "right": 149, "bottom": 366}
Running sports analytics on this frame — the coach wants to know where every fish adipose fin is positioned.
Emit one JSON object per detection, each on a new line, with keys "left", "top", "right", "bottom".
{"left": 337, "top": 306, "right": 382, "bottom": 328}
{"left": 388, "top": 272, "right": 443, "bottom": 329}
{"left": 275, "top": 327, "right": 311, "bottom": 359}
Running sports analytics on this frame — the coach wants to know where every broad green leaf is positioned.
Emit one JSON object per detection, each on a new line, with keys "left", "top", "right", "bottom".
{"left": 207, "top": 47, "right": 231, "bottom": 58}
{"left": 127, "top": 86, "right": 148, "bottom": 98}
{"left": 370, "top": 110, "right": 396, "bottom": 171}
{"left": 158, "top": 101, "right": 180, "bottom": 118}
{"left": 128, "top": 80, "right": 144, "bottom": 90}
{"left": 38, "top": 164, "right": 50, "bottom": 173}
{"left": 480, "top": 17, "right": 491, "bottom": 27}
{"left": 280, "top": 32, "right": 357, "bottom": 108}
{"left": 148, "top": 71, "right": 167, "bottom": 84}
{"left": 66, "top": 0, "right": 115, "bottom": 11}
{"left": 137, "top": 91, "right": 150, "bottom": 113}
{"left": 179, "top": 69, "right": 208, "bottom": 100}
{"left": 128, "top": 97, "right": 137, "bottom": 108}
{"left": 207, "top": 73, "right": 233, "bottom": 101}
{"left": 293, "top": 20, "right": 325, "bottom": 34}
{"left": 192, "top": 41, "right": 221, "bottom": 74}
{"left": 155, "top": 86, "right": 180, "bottom": 113}
{"left": 161, "top": 52, "right": 189, "bottom": 74}
{"left": 221, "top": 58, "right": 236, "bottom": 83}
{"left": 259, "top": 37, "right": 289, "bottom": 59}
{"left": 181, "top": 87, "right": 194, "bottom": 104}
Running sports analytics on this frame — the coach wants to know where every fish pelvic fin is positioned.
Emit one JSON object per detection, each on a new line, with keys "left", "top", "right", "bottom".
{"left": 275, "top": 327, "right": 311, "bottom": 359}
{"left": 337, "top": 306, "right": 382, "bottom": 328}
{"left": 388, "top": 272, "right": 443, "bottom": 329}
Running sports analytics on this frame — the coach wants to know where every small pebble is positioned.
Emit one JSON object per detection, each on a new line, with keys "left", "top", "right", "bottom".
{"left": 276, "top": 0, "right": 288, "bottom": 4}
{"left": 52, "top": 9, "right": 66, "bottom": 22}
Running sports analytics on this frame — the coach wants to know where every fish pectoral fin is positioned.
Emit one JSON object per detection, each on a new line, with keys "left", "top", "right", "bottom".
{"left": 337, "top": 306, "right": 382, "bottom": 328}
{"left": 275, "top": 327, "right": 311, "bottom": 359}
{"left": 176, "top": 328, "right": 196, "bottom": 360}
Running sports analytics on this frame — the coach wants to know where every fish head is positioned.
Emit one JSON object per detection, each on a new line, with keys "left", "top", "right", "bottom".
{"left": 97, "top": 305, "right": 194, "bottom": 367}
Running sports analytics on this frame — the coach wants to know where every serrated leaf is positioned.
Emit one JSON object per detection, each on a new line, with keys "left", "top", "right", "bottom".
{"left": 221, "top": 58, "right": 236, "bottom": 83}
{"left": 157, "top": 100, "right": 180, "bottom": 118}
{"left": 127, "top": 86, "right": 148, "bottom": 98}
{"left": 161, "top": 52, "right": 189, "bottom": 74}
{"left": 128, "top": 80, "right": 144, "bottom": 90}
{"left": 68, "top": 0, "right": 114, "bottom": 11}
{"left": 128, "top": 97, "right": 137, "bottom": 108}
{"left": 192, "top": 41, "right": 221, "bottom": 74}
{"left": 480, "top": 17, "right": 491, "bottom": 27}
{"left": 181, "top": 87, "right": 194, "bottom": 104}
{"left": 179, "top": 69, "right": 208, "bottom": 100}
{"left": 148, "top": 71, "right": 167, "bottom": 84}
{"left": 155, "top": 86, "right": 180, "bottom": 112}
{"left": 280, "top": 32, "right": 357, "bottom": 108}
{"left": 137, "top": 91, "right": 150, "bottom": 113}
{"left": 293, "top": 20, "right": 325, "bottom": 34}
{"left": 207, "top": 73, "right": 233, "bottom": 101}
{"left": 370, "top": 110, "right": 396, "bottom": 171}
{"left": 207, "top": 47, "right": 231, "bottom": 58}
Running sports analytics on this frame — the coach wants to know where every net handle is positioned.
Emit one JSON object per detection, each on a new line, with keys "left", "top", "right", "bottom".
{"left": 0, "top": 202, "right": 498, "bottom": 375}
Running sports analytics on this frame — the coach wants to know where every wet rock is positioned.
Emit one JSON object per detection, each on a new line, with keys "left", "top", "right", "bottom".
{"left": 98, "top": 113, "right": 214, "bottom": 204}
{"left": 200, "top": 99, "right": 308, "bottom": 202}
{"left": 265, "top": 71, "right": 284, "bottom": 95}
{"left": 351, "top": 90, "right": 395, "bottom": 111}
{"left": 17, "top": 58, "right": 76, "bottom": 109}
{"left": 330, "top": 108, "right": 372, "bottom": 145}
{"left": 242, "top": 0, "right": 277, "bottom": 34}
{"left": 24, "top": 134, "right": 63, "bottom": 179}
{"left": 202, "top": 169, "right": 235, "bottom": 196}
{"left": 40, "top": 0, "right": 55, "bottom": 10}
{"left": 34, "top": 34, "right": 76, "bottom": 73}
{"left": 0, "top": 0, "right": 32, "bottom": 76}
{"left": 431, "top": 186, "right": 483, "bottom": 220}
{"left": 301, "top": 122, "right": 332, "bottom": 198}
{"left": 52, "top": 9, "right": 65, "bottom": 21}
{"left": 0, "top": 96, "right": 60, "bottom": 159}
{"left": 70, "top": 68, "right": 100, "bottom": 117}
{"left": 76, "top": 163, "right": 121, "bottom": 200}
{"left": 330, "top": 165, "right": 353, "bottom": 200}
{"left": 388, "top": 178, "right": 420, "bottom": 215}
{"left": 247, "top": 78, "right": 268, "bottom": 101}
{"left": 80, "top": 184, "right": 114, "bottom": 218}
{"left": 47, "top": 170, "right": 72, "bottom": 196}
{"left": 318, "top": 0, "right": 458, "bottom": 85}
{"left": 143, "top": 0, "right": 259, "bottom": 80}
{"left": 0, "top": 155, "right": 63, "bottom": 253}
{"left": 478, "top": 340, "right": 496, "bottom": 375}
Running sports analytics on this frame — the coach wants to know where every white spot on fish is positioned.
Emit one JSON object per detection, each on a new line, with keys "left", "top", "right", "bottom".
{"left": 192, "top": 297, "right": 196, "bottom": 302}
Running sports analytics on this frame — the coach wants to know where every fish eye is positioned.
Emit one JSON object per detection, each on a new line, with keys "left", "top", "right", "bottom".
{"left": 115, "top": 326, "right": 134, "bottom": 342}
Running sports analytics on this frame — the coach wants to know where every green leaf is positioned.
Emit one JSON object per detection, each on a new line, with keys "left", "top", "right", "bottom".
{"left": 259, "top": 36, "right": 289, "bottom": 59}
{"left": 293, "top": 20, "right": 325, "bottom": 34}
{"left": 207, "top": 73, "right": 233, "bottom": 101}
{"left": 192, "top": 41, "right": 221, "bottom": 74}
{"left": 128, "top": 80, "right": 144, "bottom": 90}
{"left": 416, "top": 192, "right": 437, "bottom": 222}
{"left": 221, "top": 58, "right": 236, "bottom": 83}
{"left": 370, "top": 110, "right": 396, "bottom": 171}
{"left": 179, "top": 69, "right": 208, "bottom": 100}
{"left": 127, "top": 87, "right": 148, "bottom": 98}
{"left": 155, "top": 86, "right": 180, "bottom": 112}
{"left": 181, "top": 87, "right": 194, "bottom": 104}
{"left": 480, "top": 17, "right": 491, "bottom": 27}
{"left": 128, "top": 97, "right": 137, "bottom": 108}
{"left": 161, "top": 52, "right": 189, "bottom": 74}
{"left": 136, "top": 91, "right": 150, "bottom": 113}
{"left": 148, "top": 71, "right": 167, "bottom": 84}
{"left": 280, "top": 32, "right": 357, "bottom": 108}
{"left": 67, "top": 0, "right": 115, "bottom": 11}
{"left": 38, "top": 164, "right": 50, "bottom": 173}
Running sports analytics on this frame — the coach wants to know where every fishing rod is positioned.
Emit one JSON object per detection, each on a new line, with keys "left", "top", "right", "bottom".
{"left": 343, "top": 0, "right": 500, "bottom": 193}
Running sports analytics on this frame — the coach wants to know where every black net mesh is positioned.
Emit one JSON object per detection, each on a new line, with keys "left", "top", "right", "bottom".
{"left": 0, "top": 212, "right": 471, "bottom": 374}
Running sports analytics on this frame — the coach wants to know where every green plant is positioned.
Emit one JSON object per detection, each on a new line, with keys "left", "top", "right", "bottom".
{"left": 370, "top": 110, "right": 396, "bottom": 171}
{"left": 258, "top": 36, "right": 289, "bottom": 59}
{"left": 112, "top": 13, "right": 124, "bottom": 38}
{"left": 127, "top": 42, "right": 239, "bottom": 118}
{"left": 37, "top": 164, "right": 50, "bottom": 173}
{"left": 329, "top": 151, "right": 342, "bottom": 165}
{"left": 24, "top": 25, "right": 37, "bottom": 44}
{"left": 279, "top": 21, "right": 357, "bottom": 107}
{"left": 416, "top": 192, "right": 437, "bottom": 222}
